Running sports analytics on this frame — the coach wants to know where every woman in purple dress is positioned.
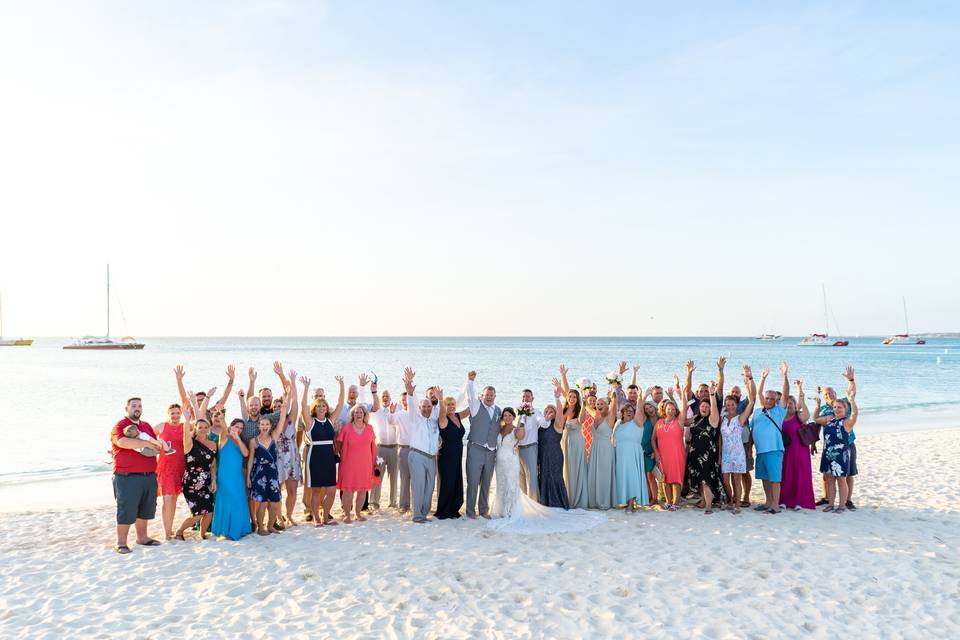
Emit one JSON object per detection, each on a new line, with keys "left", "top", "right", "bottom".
{"left": 779, "top": 379, "right": 816, "bottom": 510}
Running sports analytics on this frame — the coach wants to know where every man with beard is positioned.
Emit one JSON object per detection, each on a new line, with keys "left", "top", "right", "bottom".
{"left": 111, "top": 397, "right": 164, "bottom": 553}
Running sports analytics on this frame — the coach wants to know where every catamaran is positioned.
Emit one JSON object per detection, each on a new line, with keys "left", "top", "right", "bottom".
{"left": 64, "top": 265, "right": 145, "bottom": 350}
{"left": 0, "top": 293, "right": 33, "bottom": 346}
{"left": 756, "top": 333, "right": 783, "bottom": 341}
{"left": 799, "top": 284, "right": 848, "bottom": 347}
{"left": 883, "top": 297, "right": 926, "bottom": 345}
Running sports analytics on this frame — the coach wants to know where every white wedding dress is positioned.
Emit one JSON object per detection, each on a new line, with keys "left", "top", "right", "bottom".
{"left": 488, "top": 429, "right": 606, "bottom": 535}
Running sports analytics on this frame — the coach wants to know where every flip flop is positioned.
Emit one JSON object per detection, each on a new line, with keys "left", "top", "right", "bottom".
{"left": 766, "top": 508, "right": 780, "bottom": 514}
{"left": 740, "top": 501, "right": 751, "bottom": 508}
{"left": 114, "top": 545, "right": 132, "bottom": 554}
{"left": 137, "top": 539, "right": 162, "bottom": 546}
{"left": 823, "top": 505, "right": 835, "bottom": 512}
{"left": 704, "top": 509, "right": 713, "bottom": 515}
{"left": 754, "top": 505, "right": 768, "bottom": 512}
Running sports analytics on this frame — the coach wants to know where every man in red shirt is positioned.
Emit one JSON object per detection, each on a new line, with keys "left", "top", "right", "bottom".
{"left": 111, "top": 397, "right": 163, "bottom": 553}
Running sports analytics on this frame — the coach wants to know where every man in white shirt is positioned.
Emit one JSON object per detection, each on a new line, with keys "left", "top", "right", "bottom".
{"left": 402, "top": 368, "right": 440, "bottom": 523}
{"left": 337, "top": 374, "right": 375, "bottom": 425}
{"left": 369, "top": 389, "right": 400, "bottom": 510}
{"left": 516, "top": 388, "right": 547, "bottom": 501}
{"left": 395, "top": 390, "right": 413, "bottom": 512}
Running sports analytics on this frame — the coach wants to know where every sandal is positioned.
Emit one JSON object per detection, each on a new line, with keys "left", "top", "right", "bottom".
{"left": 834, "top": 507, "right": 846, "bottom": 514}
{"left": 740, "top": 501, "right": 750, "bottom": 508}
{"left": 175, "top": 531, "right": 186, "bottom": 541}
{"left": 732, "top": 508, "right": 741, "bottom": 515}
{"left": 754, "top": 505, "right": 768, "bottom": 512}
{"left": 766, "top": 508, "right": 780, "bottom": 514}
{"left": 823, "top": 505, "right": 835, "bottom": 512}
{"left": 113, "top": 545, "right": 132, "bottom": 554}
{"left": 704, "top": 509, "right": 713, "bottom": 515}
{"left": 136, "top": 539, "right": 162, "bottom": 546}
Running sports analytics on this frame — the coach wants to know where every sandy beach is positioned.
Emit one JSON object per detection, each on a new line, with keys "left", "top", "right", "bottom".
{"left": 2, "top": 426, "right": 959, "bottom": 639}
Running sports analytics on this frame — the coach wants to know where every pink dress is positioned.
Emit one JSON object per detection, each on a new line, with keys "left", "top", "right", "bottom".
{"left": 780, "top": 415, "right": 816, "bottom": 509}
{"left": 155, "top": 422, "right": 185, "bottom": 496}
{"left": 336, "top": 424, "right": 377, "bottom": 491}
{"left": 655, "top": 419, "right": 687, "bottom": 485}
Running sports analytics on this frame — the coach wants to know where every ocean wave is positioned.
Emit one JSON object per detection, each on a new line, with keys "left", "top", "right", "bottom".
{"left": 0, "top": 463, "right": 111, "bottom": 486}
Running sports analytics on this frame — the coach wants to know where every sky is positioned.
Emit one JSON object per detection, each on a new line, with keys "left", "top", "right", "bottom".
{"left": 0, "top": 1, "right": 958, "bottom": 337}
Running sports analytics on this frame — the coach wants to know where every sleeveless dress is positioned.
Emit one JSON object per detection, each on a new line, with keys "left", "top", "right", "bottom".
{"left": 780, "top": 414, "right": 815, "bottom": 509}
{"left": 250, "top": 439, "right": 281, "bottom": 503}
{"left": 276, "top": 419, "right": 302, "bottom": 483}
{"left": 686, "top": 416, "right": 722, "bottom": 499}
{"left": 613, "top": 419, "right": 648, "bottom": 506}
{"left": 587, "top": 419, "right": 616, "bottom": 509}
{"left": 720, "top": 416, "right": 747, "bottom": 473}
{"left": 561, "top": 419, "right": 589, "bottom": 509}
{"left": 820, "top": 418, "right": 852, "bottom": 477}
{"left": 210, "top": 437, "right": 252, "bottom": 540}
{"left": 537, "top": 421, "right": 568, "bottom": 509}
{"left": 655, "top": 419, "right": 686, "bottom": 484}
{"left": 641, "top": 417, "right": 657, "bottom": 474}
{"left": 336, "top": 424, "right": 377, "bottom": 492}
{"left": 305, "top": 419, "right": 338, "bottom": 488}
{"left": 489, "top": 429, "right": 605, "bottom": 535}
{"left": 435, "top": 418, "right": 465, "bottom": 519}
{"left": 156, "top": 422, "right": 185, "bottom": 496}
{"left": 182, "top": 439, "right": 216, "bottom": 516}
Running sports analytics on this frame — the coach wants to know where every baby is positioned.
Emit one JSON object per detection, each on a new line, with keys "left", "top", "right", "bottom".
{"left": 123, "top": 424, "right": 174, "bottom": 456}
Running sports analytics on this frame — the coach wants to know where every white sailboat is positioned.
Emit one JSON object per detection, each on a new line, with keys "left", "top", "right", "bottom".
{"left": 0, "top": 293, "right": 33, "bottom": 346}
{"left": 799, "top": 284, "right": 848, "bottom": 347}
{"left": 883, "top": 297, "right": 926, "bottom": 345}
{"left": 63, "top": 265, "right": 145, "bottom": 350}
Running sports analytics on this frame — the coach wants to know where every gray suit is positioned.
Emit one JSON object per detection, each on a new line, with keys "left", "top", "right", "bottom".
{"left": 465, "top": 403, "right": 501, "bottom": 517}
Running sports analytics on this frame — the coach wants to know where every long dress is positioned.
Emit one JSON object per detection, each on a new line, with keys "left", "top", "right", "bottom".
{"left": 780, "top": 414, "right": 816, "bottom": 509}
{"left": 182, "top": 439, "right": 216, "bottom": 516}
{"left": 686, "top": 416, "right": 722, "bottom": 499}
{"left": 435, "top": 417, "right": 465, "bottom": 519}
{"left": 488, "top": 429, "right": 605, "bottom": 535}
{"left": 276, "top": 419, "right": 302, "bottom": 483}
{"left": 614, "top": 419, "right": 649, "bottom": 506}
{"left": 210, "top": 437, "right": 252, "bottom": 540}
{"left": 641, "top": 417, "right": 657, "bottom": 474}
{"left": 587, "top": 419, "right": 616, "bottom": 509}
{"left": 250, "top": 439, "right": 281, "bottom": 503}
{"left": 719, "top": 416, "right": 747, "bottom": 474}
{"left": 655, "top": 419, "right": 686, "bottom": 485}
{"left": 337, "top": 424, "right": 377, "bottom": 492}
{"left": 561, "top": 419, "right": 589, "bottom": 509}
{"left": 820, "top": 418, "right": 853, "bottom": 477}
{"left": 305, "top": 418, "right": 338, "bottom": 488}
{"left": 537, "top": 421, "right": 568, "bottom": 509}
{"left": 156, "top": 422, "right": 185, "bottom": 496}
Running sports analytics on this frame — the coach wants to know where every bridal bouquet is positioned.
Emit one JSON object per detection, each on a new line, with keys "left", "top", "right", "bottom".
{"left": 517, "top": 402, "right": 534, "bottom": 419}
{"left": 606, "top": 372, "right": 623, "bottom": 386}
{"left": 575, "top": 377, "right": 594, "bottom": 392}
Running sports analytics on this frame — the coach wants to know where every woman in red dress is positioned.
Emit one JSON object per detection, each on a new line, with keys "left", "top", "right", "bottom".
{"left": 156, "top": 403, "right": 187, "bottom": 539}
{"left": 336, "top": 404, "right": 377, "bottom": 523}
{"left": 651, "top": 379, "right": 689, "bottom": 512}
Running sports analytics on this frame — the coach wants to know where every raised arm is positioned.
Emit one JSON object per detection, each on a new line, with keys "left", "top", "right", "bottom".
{"left": 739, "top": 366, "right": 756, "bottom": 423}
{"left": 370, "top": 379, "right": 381, "bottom": 413}
{"left": 246, "top": 367, "right": 257, "bottom": 400}
{"left": 272, "top": 361, "right": 289, "bottom": 405}
{"left": 708, "top": 381, "right": 719, "bottom": 427}
{"left": 216, "top": 365, "right": 236, "bottom": 410}
{"left": 183, "top": 392, "right": 197, "bottom": 454}
{"left": 553, "top": 385, "right": 568, "bottom": 431}
{"left": 845, "top": 386, "right": 859, "bottom": 431}
{"left": 464, "top": 370, "right": 480, "bottom": 416}
{"left": 684, "top": 361, "right": 695, "bottom": 402}
{"left": 238, "top": 389, "right": 249, "bottom": 420}
{"left": 796, "top": 379, "right": 810, "bottom": 423}
{"left": 559, "top": 364, "right": 571, "bottom": 396}
{"left": 271, "top": 383, "right": 293, "bottom": 440}
{"left": 779, "top": 362, "right": 790, "bottom": 409}
{"left": 630, "top": 364, "right": 639, "bottom": 389}
{"left": 298, "top": 376, "right": 311, "bottom": 428}
{"left": 174, "top": 365, "right": 190, "bottom": 408}
{"left": 756, "top": 368, "right": 769, "bottom": 406}
{"left": 606, "top": 390, "right": 618, "bottom": 427}
{"left": 716, "top": 357, "right": 726, "bottom": 399}
{"left": 437, "top": 387, "right": 449, "bottom": 429}
{"left": 331, "top": 376, "right": 346, "bottom": 427}
{"left": 843, "top": 366, "right": 857, "bottom": 400}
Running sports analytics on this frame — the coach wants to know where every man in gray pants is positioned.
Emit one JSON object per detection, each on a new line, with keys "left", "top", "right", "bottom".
{"left": 464, "top": 371, "right": 501, "bottom": 519}
{"left": 402, "top": 368, "right": 440, "bottom": 523}
{"left": 516, "top": 388, "right": 547, "bottom": 502}
{"left": 396, "top": 391, "right": 413, "bottom": 512}
{"left": 369, "top": 389, "right": 400, "bottom": 509}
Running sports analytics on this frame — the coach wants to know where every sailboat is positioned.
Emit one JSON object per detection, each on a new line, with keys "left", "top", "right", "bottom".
{"left": 799, "top": 284, "right": 848, "bottom": 347}
{"left": 0, "top": 293, "right": 33, "bottom": 346}
{"left": 883, "top": 297, "right": 926, "bottom": 345}
{"left": 63, "top": 265, "right": 145, "bottom": 350}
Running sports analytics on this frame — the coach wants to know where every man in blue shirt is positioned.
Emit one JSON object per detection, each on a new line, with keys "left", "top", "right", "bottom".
{"left": 749, "top": 362, "right": 790, "bottom": 514}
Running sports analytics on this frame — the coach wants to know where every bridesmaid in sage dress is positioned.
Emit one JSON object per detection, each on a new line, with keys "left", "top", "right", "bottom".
{"left": 559, "top": 388, "right": 588, "bottom": 509}
{"left": 435, "top": 397, "right": 468, "bottom": 519}
{"left": 538, "top": 392, "right": 569, "bottom": 509}
{"left": 586, "top": 394, "right": 617, "bottom": 510}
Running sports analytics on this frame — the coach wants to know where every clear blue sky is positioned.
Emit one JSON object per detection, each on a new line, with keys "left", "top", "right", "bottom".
{"left": 0, "top": 1, "right": 957, "bottom": 336}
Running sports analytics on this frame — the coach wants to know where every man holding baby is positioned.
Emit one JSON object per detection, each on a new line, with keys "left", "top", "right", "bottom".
{"left": 111, "top": 397, "right": 164, "bottom": 553}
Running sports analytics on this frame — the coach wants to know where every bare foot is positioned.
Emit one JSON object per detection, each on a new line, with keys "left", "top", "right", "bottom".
{"left": 356, "top": 515, "right": 367, "bottom": 522}
{"left": 343, "top": 516, "right": 354, "bottom": 524}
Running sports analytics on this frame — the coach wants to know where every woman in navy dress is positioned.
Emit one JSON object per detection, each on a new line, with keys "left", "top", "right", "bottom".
{"left": 538, "top": 387, "right": 569, "bottom": 509}
{"left": 435, "top": 396, "right": 468, "bottom": 519}
{"left": 815, "top": 385, "right": 859, "bottom": 513}
{"left": 303, "top": 377, "right": 345, "bottom": 527}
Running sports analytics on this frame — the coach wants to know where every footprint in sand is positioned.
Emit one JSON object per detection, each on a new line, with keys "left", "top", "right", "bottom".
{"left": 791, "top": 585, "right": 810, "bottom": 597}
{"left": 613, "top": 586, "right": 630, "bottom": 598}
{"left": 756, "top": 569, "right": 769, "bottom": 580}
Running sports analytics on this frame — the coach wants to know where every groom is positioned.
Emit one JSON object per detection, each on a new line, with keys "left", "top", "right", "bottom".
{"left": 464, "top": 370, "right": 501, "bottom": 519}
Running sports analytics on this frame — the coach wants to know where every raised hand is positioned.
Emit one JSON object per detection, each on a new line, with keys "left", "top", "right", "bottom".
{"left": 467, "top": 370, "right": 476, "bottom": 381}
{"left": 358, "top": 373, "right": 370, "bottom": 387}
{"left": 272, "top": 361, "right": 284, "bottom": 377}
{"left": 288, "top": 369, "right": 297, "bottom": 382}
{"left": 174, "top": 365, "right": 185, "bottom": 380}
{"left": 551, "top": 377, "right": 561, "bottom": 390}
{"left": 632, "top": 364, "right": 640, "bottom": 375}
{"left": 760, "top": 367, "right": 770, "bottom": 379}
{"left": 559, "top": 364, "right": 568, "bottom": 377}
{"left": 708, "top": 380, "right": 717, "bottom": 395}
{"left": 673, "top": 373, "right": 680, "bottom": 389}
{"left": 248, "top": 367, "right": 257, "bottom": 383}
{"left": 843, "top": 366, "right": 855, "bottom": 381}
{"left": 780, "top": 361, "right": 789, "bottom": 376}
{"left": 206, "top": 386, "right": 217, "bottom": 399}
{"left": 742, "top": 364, "right": 753, "bottom": 379}
{"left": 334, "top": 375, "right": 345, "bottom": 385}
{"left": 618, "top": 361, "right": 628, "bottom": 375}
{"left": 717, "top": 357, "right": 727, "bottom": 370}
{"left": 226, "top": 364, "right": 235, "bottom": 380}
{"left": 388, "top": 402, "right": 397, "bottom": 414}
{"left": 553, "top": 386, "right": 562, "bottom": 399}
{"left": 435, "top": 387, "right": 444, "bottom": 400}
{"left": 794, "top": 378, "right": 804, "bottom": 390}
{"left": 299, "top": 375, "right": 310, "bottom": 387}
{"left": 686, "top": 360, "right": 696, "bottom": 374}
{"left": 404, "top": 367, "right": 416, "bottom": 383}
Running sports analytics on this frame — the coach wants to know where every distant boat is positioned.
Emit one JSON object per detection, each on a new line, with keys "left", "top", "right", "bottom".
{"left": 0, "top": 293, "right": 33, "bottom": 346}
{"left": 799, "top": 284, "right": 848, "bottom": 347}
{"left": 64, "top": 265, "right": 145, "bottom": 350}
{"left": 883, "top": 297, "right": 926, "bottom": 345}
{"left": 756, "top": 333, "right": 783, "bottom": 341}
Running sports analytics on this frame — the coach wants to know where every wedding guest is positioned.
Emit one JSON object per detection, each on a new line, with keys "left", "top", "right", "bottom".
{"left": 396, "top": 391, "right": 413, "bottom": 513}
{"left": 404, "top": 370, "right": 440, "bottom": 523}
{"left": 464, "top": 370, "right": 502, "bottom": 520}
{"left": 275, "top": 374, "right": 301, "bottom": 526}
{"left": 247, "top": 373, "right": 294, "bottom": 535}
{"left": 815, "top": 368, "right": 858, "bottom": 509}
{"left": 210, "top": 418, "right": 251, "bottom": 540}
{"left": 538, "top": 388, "right": 568, "bottom": 509}
{"left": 299, "top": 385, "right": 324, "bottom": 521}
{"left": 176, "top": 392, "right": 218, "bottom": 540}
{"left": 336, "top": 403, "right": 377, "bottom": 523}
{"left": 585, "top": 393, "right": 617, "bottom": 510}
{"left": 750, "top": 363, "right": 790, "bottom": 514}
{"left": 718, "top": 368, "right": 755, "bottom": 514}
{"left": 369, "top": 389, "right": 400, "bottom": 510}
{"left": 435, "top": 395, "right": 468, "bottom": 519}
{"left": 516, "top": 388, "right": 546, "bottom": 501}
{"left": 111, "top": 397, "right": 164, "bottom": 554}
{"left": 557, "top": 367, "right": 588, "bottom": 509}
{"left": 815, "top": 373, "right": 859, "bottom": 513}
{"left": 155, "top": 402, "right": 187, "bottom": 540}
{"left": 337, "top": 374, "right": 374, "bottom": 425}
{"left": 651, "top": 381, "right": 687, "bottom": 511}
{"left": 639, "top": 401, "right": 659, "bottom": 505}
{"left": 174, "top": 364, "right": 235, "bottom": 423}
{"left": 780, "top": 379, "right": 815, "bottom": 511}
{"left": 612, "top": 400, "right": 648, "bottom": 511}
{"left": 303, "top": 377, "right": 346, "bottom": 527}
{"left": 688, "top": 382, "right": 723, "bottom": 514}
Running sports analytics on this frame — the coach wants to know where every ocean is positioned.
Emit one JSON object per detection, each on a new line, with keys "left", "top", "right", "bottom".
{"left": 1, "top": 336, "right": 957, "bottom": 508}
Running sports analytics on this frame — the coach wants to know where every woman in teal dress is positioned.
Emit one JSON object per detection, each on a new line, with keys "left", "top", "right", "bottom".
{"left": 613, "top": 403, "right": 649, "bottom": 511}
{"left": 211, "top": 419, "right": 252, "bottom": 540}
{"left": 640, "top": 401, "right": 659, "bottom": 505}
{"left": 585, "top": 394, "right": 617, "bottom": 510}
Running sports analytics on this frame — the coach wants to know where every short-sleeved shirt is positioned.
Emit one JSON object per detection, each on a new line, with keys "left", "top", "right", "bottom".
{"left": 112, "top": 418, "right": 158, "bottom": 473}
{"left": 750, "top": 405, "right": 786, "bottom": 454}
{"left": 242, "top": 411, "right": 280, "bottom": 442}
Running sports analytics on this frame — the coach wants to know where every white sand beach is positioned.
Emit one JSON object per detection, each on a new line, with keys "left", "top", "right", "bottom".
{"left": 2, "top": 426, "right": 959, "bottom": 639}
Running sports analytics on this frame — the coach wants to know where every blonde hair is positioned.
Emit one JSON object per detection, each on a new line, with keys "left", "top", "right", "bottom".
{"left": 309, "top": 398, "right": 330, "bottom": 419}
{"left": 658, "top": 399, "right": 679, "bottom": 419}
{"left": 443, "top": 396, "right": 457, "bottom": 408}
{"left": 349, "top": 404, "right": 370, "bottom": 423}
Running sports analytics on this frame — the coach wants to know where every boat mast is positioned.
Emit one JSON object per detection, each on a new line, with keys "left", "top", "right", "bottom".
{"left": 903, "top": 296, "right": 909, "bottom": 335}
{"left": 821, "top": 283, "right": 829, "bottom": 335}
{"left": 106, "top": 264, "right": 110, "bottom": 339}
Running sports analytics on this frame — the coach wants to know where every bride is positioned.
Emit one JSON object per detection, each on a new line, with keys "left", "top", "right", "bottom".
{"left": 489, "top": 407, "right": 606, "bottom": 535}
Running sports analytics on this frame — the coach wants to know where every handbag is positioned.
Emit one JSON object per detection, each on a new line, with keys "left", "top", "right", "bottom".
{"left": 762, "top": 409, "right": 790, "bottom": 448}
{"left": 797, "top": 421, "right": 821, "bottom": 447}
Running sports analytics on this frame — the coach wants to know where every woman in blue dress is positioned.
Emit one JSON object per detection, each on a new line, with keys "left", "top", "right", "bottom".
{"left": 639, "top": 401, "right": 659, "bottom": 506}
{"left": 814, "top": 386, "right": 859, "bottom": 513}
{"left": 210, "top": 419, "right": 252, "bottom": 540}
{"left": 538, "top": 388, "right": 569, "bottom": 509}
{"left": 613, "top": 402, "right": 648, "bottom": 511}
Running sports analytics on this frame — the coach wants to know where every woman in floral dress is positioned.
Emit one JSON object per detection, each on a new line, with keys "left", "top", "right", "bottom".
{"left": 176, "top": 394, "right": 219, "bottom": 540}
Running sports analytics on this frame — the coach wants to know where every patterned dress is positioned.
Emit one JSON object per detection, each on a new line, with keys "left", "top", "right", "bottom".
{"left": 182, "top": 439, "right": 216, "bottom": 516}
{"left": 820, "top": 418, "right": 852, "bottom": 477}
{"left": 250, "top": 439, "right": 282, "bottom": 502}
{"left": 719, "top": 415, "right": 747, "bottom": 474}
{"left": 276, "top": 419, "right": 302, "bottom": 483}
{"left": 686, "top": 416, "right": 722, "bottom": 499}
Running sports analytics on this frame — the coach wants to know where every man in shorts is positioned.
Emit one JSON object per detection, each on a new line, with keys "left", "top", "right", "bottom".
{"left": 111, "top": 397, "right": 163, "bottom": 553}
